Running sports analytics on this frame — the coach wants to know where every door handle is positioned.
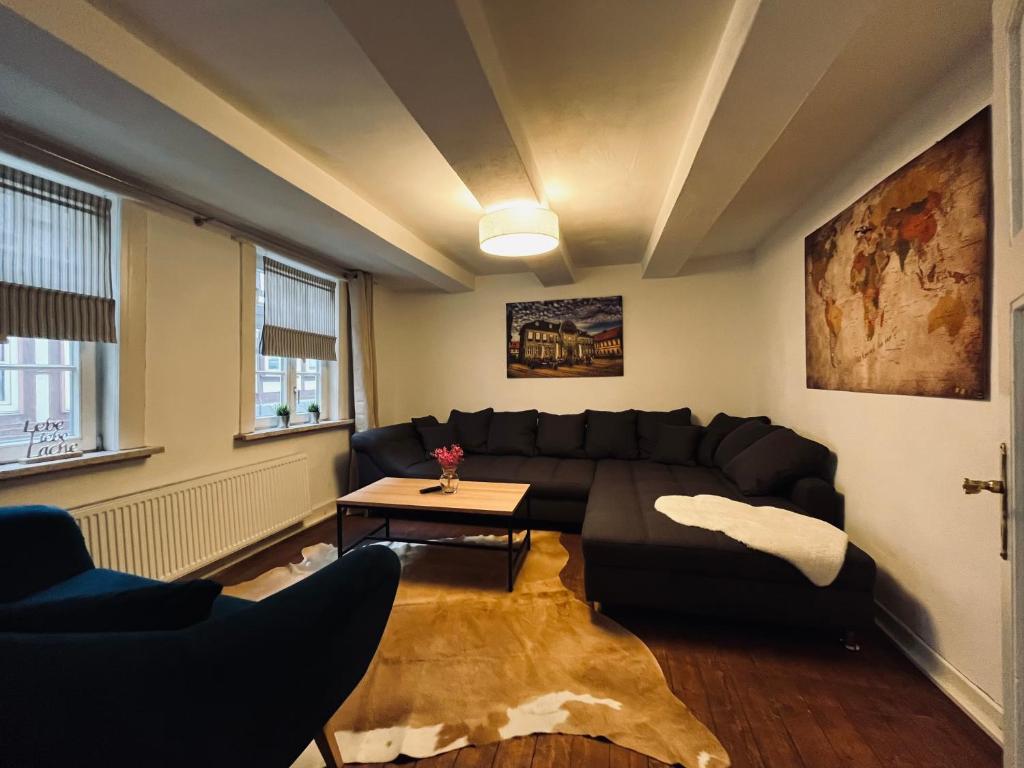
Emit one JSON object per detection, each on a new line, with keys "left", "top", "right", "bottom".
{"left": 962, "top": 443, "right": 1008, "bottom": 560}
{"left": 963, "top": 478, "right": 1006, "bottom": 494}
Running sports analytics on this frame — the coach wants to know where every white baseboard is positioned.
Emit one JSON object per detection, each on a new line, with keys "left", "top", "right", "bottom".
{"left": 875, "top": 602, "right": 1003, "bottom": 744}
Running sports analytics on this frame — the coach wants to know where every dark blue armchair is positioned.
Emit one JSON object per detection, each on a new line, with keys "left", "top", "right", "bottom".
{"left": 0, "top": 505, "right": 400, "bottom": 768}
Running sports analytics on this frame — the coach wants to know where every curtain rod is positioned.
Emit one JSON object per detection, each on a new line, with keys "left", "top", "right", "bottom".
{"left": 0, "top": 123, "right": 362, "bottom": 281}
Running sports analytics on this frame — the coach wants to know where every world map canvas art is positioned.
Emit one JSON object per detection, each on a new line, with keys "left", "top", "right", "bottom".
{"left": 805, "top": 109, "right": 991, "bottom": 399}
{"left": 507, "top": 296, "right": 623, "bottom": 378}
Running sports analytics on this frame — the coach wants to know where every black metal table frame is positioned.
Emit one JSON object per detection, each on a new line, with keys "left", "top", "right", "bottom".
{"left": 336, "top": 495, "right": 532, "bottom": 591}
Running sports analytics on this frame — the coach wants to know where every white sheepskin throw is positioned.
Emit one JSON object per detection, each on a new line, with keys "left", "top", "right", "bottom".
{"left": 654, "top": 494, "right": 849, "bottom": 587}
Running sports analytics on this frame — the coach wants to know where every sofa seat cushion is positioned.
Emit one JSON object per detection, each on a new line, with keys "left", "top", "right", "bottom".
{"left": 582, "top": 460, "right": 874, "bottom": 591}
{"left": 405, "top": 455, "right": 596, "bottom": 500}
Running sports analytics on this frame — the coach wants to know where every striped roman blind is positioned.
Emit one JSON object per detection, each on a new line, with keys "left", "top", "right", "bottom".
{"left": 0, "top": 164, "right": 116, "bottom": 344}
{"left": 259, "top": 255, "right": 337, "bottom": 361}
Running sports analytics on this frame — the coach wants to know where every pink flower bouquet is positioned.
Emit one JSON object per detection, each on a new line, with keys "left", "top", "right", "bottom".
{"left": 431, "top": 444, "right": 464, "bottom": 470}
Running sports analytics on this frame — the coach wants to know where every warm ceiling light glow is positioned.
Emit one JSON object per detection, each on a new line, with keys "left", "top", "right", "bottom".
{"left": 479, "top": 207, "right": 559, "bottom": 257}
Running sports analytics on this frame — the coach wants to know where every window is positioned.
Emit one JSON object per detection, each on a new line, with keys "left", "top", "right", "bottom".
{"left": 0, "top": 336, "right": 96, "bottom": 461}
{"left": 0, "top": 156, "right": 115, "bottom": 462}
{"left": 254, "top": 259, "right": 327, "bottom": 428}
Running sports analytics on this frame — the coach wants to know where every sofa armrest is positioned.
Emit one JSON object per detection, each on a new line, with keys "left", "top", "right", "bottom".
{"left": 351, "top": 423, "right": 427, "bottom": 482}
{"left": 0, "top": 505, "right": 94, "bottom": 602}
{"left": 789, "top": 477, "right": 844, "bottom": 529}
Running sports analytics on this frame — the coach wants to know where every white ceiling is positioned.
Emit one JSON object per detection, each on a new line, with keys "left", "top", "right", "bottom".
{"left": 695, "top": 0, "right": 993, "bottom": 259}
{"left": 480, "top": 0, "right": 733, "bottom": 268}
{"left": 0, "top": 0, "right": 993, "bottom": 290}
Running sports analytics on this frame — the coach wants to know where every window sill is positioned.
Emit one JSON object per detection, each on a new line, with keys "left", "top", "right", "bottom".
{"left": 234, "top": 419, "right": 354, "bottom": 443}
{"left": 0, "top": 446, "right": 165, "bottom": 482}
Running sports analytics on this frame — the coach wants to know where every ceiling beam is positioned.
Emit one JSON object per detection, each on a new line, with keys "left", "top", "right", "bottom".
{"left": 0, "top": 0, "right": 474, "bottom": 292}
{"left": 641, "top": 0, "right": 877, "bottom": 278}
{"left": 456, "top": 0, "right": 574, "bottom": 286}
{"left": 331, "top": 0, "right": 575, "bottom": 286}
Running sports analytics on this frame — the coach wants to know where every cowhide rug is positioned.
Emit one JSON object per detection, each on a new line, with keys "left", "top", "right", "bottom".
{"left": 225, "top": 532, "right": 729, "bottom": 768}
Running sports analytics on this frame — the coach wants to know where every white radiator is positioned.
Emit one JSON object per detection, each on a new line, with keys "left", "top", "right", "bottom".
{"left": 71, "top": 454, "right": 311, "bottom": 581}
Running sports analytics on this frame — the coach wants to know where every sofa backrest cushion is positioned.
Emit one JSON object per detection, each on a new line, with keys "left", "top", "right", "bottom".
{"left": 536, "top": 412, "right": 587, "bottom": 457}
{"left": 636, "top": 408, "right": 692, "bottom": 458}
{"left": 449, "top": 408, "right": 494, "bottom": 453}
{"left": 411, "top": 415, "right": 439, "bottom": 449}
{"left": 585, "top": 409, "right": 638, "bottom": 459}
{"left": 487, "top": 410, "right": 539, "bottom": 456}
{"left": 697, "top": 412, "right": 771, "bottom": 467}
{"left": 0, "top": 580, "right": 223, "bottom": 633}
{"left": 723, "top": 427, "right": 830, "bottom": 495}
{"left": 713, "top": 421, "right": 779, "bottom": 469}
{"left": 418, "top": 422, "right": 459, "bottom": 456}
{"left": 411, "top": 414, "right": 439, "bottom": 433}
{"left": 650, "top": 424, "right": 702, "bottom": 466}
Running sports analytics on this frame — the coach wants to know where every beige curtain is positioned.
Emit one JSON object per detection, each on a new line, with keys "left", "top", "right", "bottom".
{"left": 0, "top": 164, "right": 116, "bottom": 343}
{"left": 349, "top": 271, "right": 378, "bottom": 432}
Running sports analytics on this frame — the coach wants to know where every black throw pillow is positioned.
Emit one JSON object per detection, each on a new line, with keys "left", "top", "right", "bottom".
{"left": 713, "top": 421, "right": 779, "bottom": 469}
{"left": 487, "top": 410, "right": 539, "bottom": 456}
{"left": 411, "top": 415, "right": 439, "bottom": 447}
{"left": 585, "top": 410, "right": 638, "bottom": 459}
{"left": 536, "top": 412, "right": 587, "bottom": 457}
{"left": 448, "top": 408, "right": 494, "bottom": 453}
{"left": 0, "top": 580, "right": 223, "bottom": 633}
{"left": 418, "top": 423, "right": 458, "bottom": 457}
{"left": 651, "top": 424, "right": 702, "bottom": 465}
{"left": 697, "top": 412, "right": 771, "bottom": 467}
{"left": 636, "top": 408, "right": 692, "bottom": 458}
{"left": 724, "top": 428, "right": 831, "bottom": 495}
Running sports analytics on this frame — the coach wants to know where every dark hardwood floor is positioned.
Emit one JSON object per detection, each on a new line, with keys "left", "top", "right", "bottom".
{"left": 214, "top": 517, "right": 1002, "bottom": 768}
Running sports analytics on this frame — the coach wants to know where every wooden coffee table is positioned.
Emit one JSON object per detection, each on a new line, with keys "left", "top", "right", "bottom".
{"left": 336, "top": 477, "right": 531, "bottom": 591}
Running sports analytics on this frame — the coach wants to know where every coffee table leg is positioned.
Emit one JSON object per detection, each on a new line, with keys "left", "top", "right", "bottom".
{"left": 507, "top": 520, "right": 514, "bottom": 592}
{"left": 525, "top": 497, "right": 532, "bottom": 551}
{"left": 336, "top": 503, "right": 344, "bottom": 553}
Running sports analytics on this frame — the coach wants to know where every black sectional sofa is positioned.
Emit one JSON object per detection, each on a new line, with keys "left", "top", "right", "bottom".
{"left": 351, "top": 407, "right": 877, "bottom": 636}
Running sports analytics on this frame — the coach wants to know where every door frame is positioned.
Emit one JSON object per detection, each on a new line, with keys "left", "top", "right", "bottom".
{"left": 1006, "top": 297, "right": 1024, "bottom": 767}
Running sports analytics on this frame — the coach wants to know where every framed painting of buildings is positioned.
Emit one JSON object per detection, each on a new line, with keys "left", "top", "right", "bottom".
{"left": 506, "top": 296, "right": 623, "bottom": 378}
{"left": 804, "top": 108, "right": 991, "bottom": 399}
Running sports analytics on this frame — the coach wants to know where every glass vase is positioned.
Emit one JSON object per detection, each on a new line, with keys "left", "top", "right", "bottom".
{"left": 440, "top": 467, "right": 460, "bottom": 494}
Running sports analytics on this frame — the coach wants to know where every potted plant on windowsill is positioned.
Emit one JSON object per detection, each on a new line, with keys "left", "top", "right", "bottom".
{"left": 276, "top": 404, "right": 291, "bottom": 429}
{"left": 307, "top": 403, "right": 321, "bottom": 424}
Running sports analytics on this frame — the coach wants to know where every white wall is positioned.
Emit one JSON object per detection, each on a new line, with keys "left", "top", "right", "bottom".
{"left": 752, "top": 43, "right": 1010, "bottom": 721}
{"left": 0, "top": 206, "right": 350, "bottom": 519}
{"left": 376, "top": 260, "right": 760, "bottom": 425}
